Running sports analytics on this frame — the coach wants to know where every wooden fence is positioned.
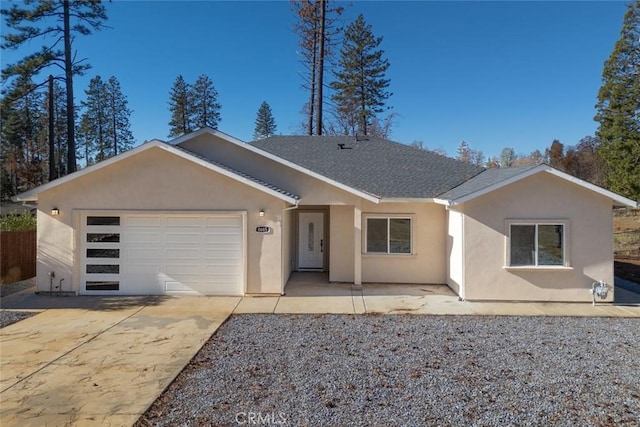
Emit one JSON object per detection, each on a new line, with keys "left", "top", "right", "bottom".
{"left": 1, "top": 230, "right": 36, "bottom": 284}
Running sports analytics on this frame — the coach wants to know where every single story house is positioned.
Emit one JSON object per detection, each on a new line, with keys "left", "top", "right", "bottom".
{"left": 15, "top": 128, "right": 638, "bottom": 302}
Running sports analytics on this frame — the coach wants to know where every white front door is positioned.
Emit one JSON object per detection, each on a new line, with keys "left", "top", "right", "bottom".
{"left": 298, "top": 212, "right": 324, "bottom": 269}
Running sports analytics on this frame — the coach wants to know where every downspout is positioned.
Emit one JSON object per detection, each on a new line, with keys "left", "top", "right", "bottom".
{"left": 281, "top": 201, "right": 300, "bottom": 295}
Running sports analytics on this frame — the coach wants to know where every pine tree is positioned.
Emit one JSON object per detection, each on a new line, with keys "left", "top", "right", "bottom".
{"left": 105, "top": 76, "right": 134, "bottom": 156}
{"left": 168, "top": 75, "right": 193, "bottom": 137}
{"left": 79, "top": 76, "right": 134, "bottom": 163}
{"left": 331, "top": 14, "right": 391, "bottom": 136}
{"left": 191, "top": 74, "right": 221, "bottom": 130}
{"left": 0, "top": 76, "right": 47, "bottom": 197}
{"left": 79, "top": 76, "right": 109, "bottom": 162}
{"left": 2, "top": 0, "right": 108, "bottom": 174}
{"left": 595, "top": 1, "right": 640, "bottom": 200}
{"left": 254, "top": 101, "right": 277, "bottom": 139}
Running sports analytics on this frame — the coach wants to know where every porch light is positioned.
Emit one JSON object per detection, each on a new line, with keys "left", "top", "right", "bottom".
{"left": 51, "top": 208, "right": 60, "bottom": 216}
{"left": 259, "top": 209, "right": 265, "bottom": 217}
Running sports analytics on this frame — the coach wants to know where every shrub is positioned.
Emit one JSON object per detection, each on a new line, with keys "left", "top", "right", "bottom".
{"left": 0, "top": 212, "right": 36, "bottom": 231}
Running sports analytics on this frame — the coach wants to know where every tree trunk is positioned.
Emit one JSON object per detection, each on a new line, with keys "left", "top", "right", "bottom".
{"left": 48, "top": 75, "right": 56, "bottom": 181}
{"left": 63, "top": 1, "right": 76, "bottom": 173}
{"left": 315, "top": 0, "right": 326, "bottom": 136}
{"left": 112, "top": 93, "right": 117, "bottom": 155}
{"left": 308, "top": 27, "right": 317, "bottom": 136}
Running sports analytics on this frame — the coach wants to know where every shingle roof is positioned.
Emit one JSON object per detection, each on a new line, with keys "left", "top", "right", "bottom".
{"left": 171, "top": 144, "right": 300, "bottom": 201}
{"left": 437, "top": 165, "right": 539, "bottom": 201}
{"left": 251, "top": 135, "right": 485, "bottom": 198}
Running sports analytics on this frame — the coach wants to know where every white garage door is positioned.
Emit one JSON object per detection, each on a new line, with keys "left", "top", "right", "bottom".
{"left": 80, "top": 212, "right": 245, "bottom": 295}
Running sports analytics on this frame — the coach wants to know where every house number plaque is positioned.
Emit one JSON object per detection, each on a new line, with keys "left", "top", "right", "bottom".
{"left": 256, "top": 226, "right": 271, "bottom": 233}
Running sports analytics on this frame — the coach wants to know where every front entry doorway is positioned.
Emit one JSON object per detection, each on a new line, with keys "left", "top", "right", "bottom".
{"left": 298, "top": 212, "right": 324, "bottom": 270}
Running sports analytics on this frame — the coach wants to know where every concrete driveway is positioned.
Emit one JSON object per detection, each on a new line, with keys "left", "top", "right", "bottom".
{"left": 0, "top": 294, "right": 239, "bottom": 426}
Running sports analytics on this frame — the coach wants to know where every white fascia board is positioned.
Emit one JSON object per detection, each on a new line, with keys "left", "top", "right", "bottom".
{"left": 433, "top": 198, "right": 452, "bottom": 206}
{"left": 543, "top": 168, "right": 638, "bottom": 207}
{"left": 14, "top": 140, "right": 165, "bottom": 202}
{"left": 379, "top": 198, "right": 436, "bottom": 203}
{"left": 169, "top": 127, "right": 381, "bottom": 204}
{"left": 447, "top": 164, "right": 638, "bottom": 208}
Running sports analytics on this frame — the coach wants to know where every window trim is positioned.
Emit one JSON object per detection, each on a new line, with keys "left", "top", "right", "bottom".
{"left": 505, "top": 219, "right": 571, "bottom": 269}
{"left": 364, "top": 214, "right": 414, "bottom": 255}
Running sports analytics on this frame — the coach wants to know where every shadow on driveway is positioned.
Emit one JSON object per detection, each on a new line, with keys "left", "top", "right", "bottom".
{"left": 1, "top": 290, "right": 170, "bottom": 311}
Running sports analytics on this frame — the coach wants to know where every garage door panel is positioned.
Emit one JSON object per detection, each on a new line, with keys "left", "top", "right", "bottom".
{"left": 165, "top": 281, "right": 195, "bottom": 292}
{"left": 127, "top": 232, "right": 162, "bottom": 244}
{"left": 127, "top": 216, "right": 162, "bottom": 227}
{"left": 203, "top": 264, "right": 239, "bottom": 275}
{"left": 204, "top": 217, "right": 241, "bottom": 226}
{"left": 166, "top": 233, "right": 201, "bottom": 244}
{"left": 128, "top": 248, "right": 161, "bottom": 260}
{"left": 166, "top": 216, "right": 202, "bottom": 227}
{"left": 205, "top": 248, "right": 241, "bottom": 258}
{"left": 165, "top": 248, "right": 200, "bottom": 259}
{"left": 203, "top": 234, "right": 241, "bottom": 244}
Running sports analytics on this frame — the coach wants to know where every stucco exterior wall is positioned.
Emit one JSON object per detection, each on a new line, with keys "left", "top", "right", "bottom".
{"left": 361, "top": 201, "right": 447, "bottom": 284}
{"left": 36, "top": 147, "right": 285, "bottom": 295}
{"left": 446, "top": 209, "right": 464, "bottom": 296}
{"left": 457, "top": 172, "right": 614, "bottom": 302}
{"left": 329, "top": 205, "right": 355, "bottom": 282}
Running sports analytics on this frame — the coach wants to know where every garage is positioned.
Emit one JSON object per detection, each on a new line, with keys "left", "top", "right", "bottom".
{"left": 80, "top": 211, "right": 246, "bottom": 295}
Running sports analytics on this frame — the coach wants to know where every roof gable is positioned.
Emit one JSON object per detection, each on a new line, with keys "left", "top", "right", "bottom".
{"left": 170, "top": 128, "right": 381, "bottom": 203}
{"left": 437, "top": 164, "right": 638, "bottom": 208}
{"left": 14, "top": 140, "right": 299, "bottom": 204}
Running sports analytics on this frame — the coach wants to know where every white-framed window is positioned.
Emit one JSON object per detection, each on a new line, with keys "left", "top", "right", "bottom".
{"left": 365, "top": 216, "right": 412, "bottom": 254}
{"left": 506, "top": 219, "right": 569, "bottom": 267}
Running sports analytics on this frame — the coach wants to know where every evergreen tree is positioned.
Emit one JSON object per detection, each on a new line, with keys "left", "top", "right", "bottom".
{"left": 254, "top": 101, "right": 277, "bottom": 139}
{"left": 0, "top": 76, "right": 47, "bottom": 197}
{"left": 105, "top": 76, "right": 134, "bottom": 156}
{"left": 78, "top": 76, "right": 134, "bottom": 163}
{"left": 595, "top": 1, "right": 640, "bottom": 200}
{"left": 2, "top": 0, "right": 108, "bottom": 174}
{"left": 79, "top": 76, "right": 109, "bottom": 162}
{"left": 191, "top": 74, "right": 221, "bottom": 130}
{"left": 331, "top": 14, "right": 391, "bottom": 136}
{"left": 168, "top": 75, "right": 193, "bottom": 137}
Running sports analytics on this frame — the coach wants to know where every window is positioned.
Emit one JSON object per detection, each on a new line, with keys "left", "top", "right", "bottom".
{"left": 366, "top": 217, "right": 412, "bottom": 254}
{"left": 509, "top": 222, "right": 565, "bottom": 266}
{"left": 87, "top": 216, "right": 120, "bottom": 226}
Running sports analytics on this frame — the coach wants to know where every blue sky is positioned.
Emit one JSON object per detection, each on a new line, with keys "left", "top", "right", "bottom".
{"left": 1, "top": 1, "right": 629, "bottom": 158}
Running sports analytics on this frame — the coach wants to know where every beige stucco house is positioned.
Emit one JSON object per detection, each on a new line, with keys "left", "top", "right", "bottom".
{"left": 15, "top": 128, "right": 638, "bottom": 302}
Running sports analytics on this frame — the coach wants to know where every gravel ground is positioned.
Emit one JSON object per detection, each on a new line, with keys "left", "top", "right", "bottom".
{"left": 137, "top": 314, "right": 640, "bottom": 427}
{"left": 1, "top": 277, "right": 37, "bottom": 328}
{"left": 0, "top": 310, "right": 36, "bottom": 328}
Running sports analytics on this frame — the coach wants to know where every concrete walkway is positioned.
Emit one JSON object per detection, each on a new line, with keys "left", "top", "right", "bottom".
{"left": 1, "top": 295, "right": 239, "bottom": 426}
{"left": 234, "top": 272, "right": 640, "bottom": 317}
